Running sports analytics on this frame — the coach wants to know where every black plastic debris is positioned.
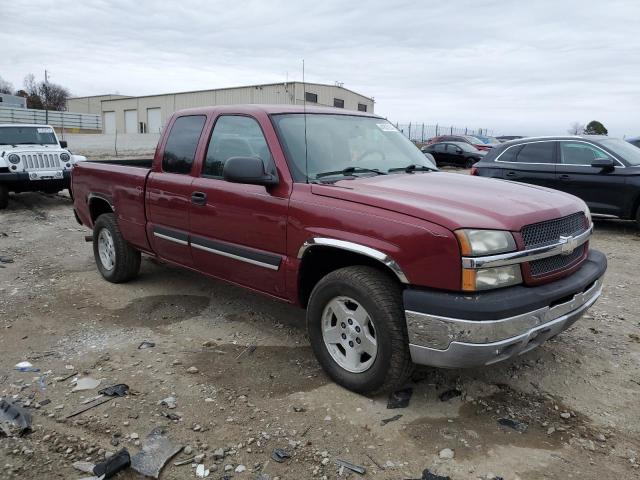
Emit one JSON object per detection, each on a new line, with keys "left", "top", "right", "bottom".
{"left": 387, "top": 387, "right": 413, "bottom": 409}
{"left": 420, "top": 469, "right": 452, "bottom": 480}
{"left": 381, "top": 414, "right": 402, "bottom": 425}
{"left": 130, "top": 427, "right": 182, "bottom": 478}
{"left": 0, "top": 398, "right": 32, "bottom": 436}
{"left": 163, "top": 411, "right": 181, "bottom": 421}
{"left": 0, "top": 256, "right": 14, "bottom": 263}
{"left": 335, "top": 458, "right": 366, "bottom": 475}
{"left": 497, "top": 417, "right": 528, "bottom": 433}
{"left": 138, "top": 341, "right": 156, "bottom": 349}
{"left": 93, "top": 448, "right": 131, "bottom": 479}
{"left": 439, "top": 389, "right": 462, "bottom": 402}
{"left": 271, "top": 448, "right": 291, "bottom": 463}
{"left": 99, "top": 384, "right": 130, "bottom": 397}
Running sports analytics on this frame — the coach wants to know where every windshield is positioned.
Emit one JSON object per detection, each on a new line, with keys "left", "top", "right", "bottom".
{"left": 0, "top": 126, "right": 58, "bottom": 145}
{"left": 599, "top": 138, "right": 640, "bottom": 166}
{"left": 271, "top": 114, "right": 436, "bottom": 182}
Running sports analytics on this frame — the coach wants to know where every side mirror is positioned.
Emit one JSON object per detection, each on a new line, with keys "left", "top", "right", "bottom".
{"left": 223, "top": 156, "right": 278, "bottom": 186}
{"left": 591, "top": 158, "right": 615, "bottom": 170}
{"left": 456, "top": 148, "right": 463, "bottom": 154}
{"left": 59, "top": 140, "right": 68, "bottom": 148}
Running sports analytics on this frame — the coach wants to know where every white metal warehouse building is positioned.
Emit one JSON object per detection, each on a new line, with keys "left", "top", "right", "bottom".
{"left": 67, "top": 82, "right": 375, "bottom": 135}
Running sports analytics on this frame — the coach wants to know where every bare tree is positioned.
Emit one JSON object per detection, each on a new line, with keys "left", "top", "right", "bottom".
{"left": 568, "top": 122, "right": 585, "bottom": 135}
{"left": 21, "top": 73, "right": 70, "bottom": 110}
{"left": 0, "top": 76, "right": 14, "bottom": 94}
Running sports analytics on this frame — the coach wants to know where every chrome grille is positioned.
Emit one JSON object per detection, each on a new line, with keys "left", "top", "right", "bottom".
{"left": 522, "top": 212, "right": 587, "bottom": 248}
{"left": 21, "top": 153, "right": 61, "bottom": 170}
{"left": 522, "top": 212, "right": 588, "bottom": 277}
{"left": 530, "top": 245, "right": 585, "bottom": 276}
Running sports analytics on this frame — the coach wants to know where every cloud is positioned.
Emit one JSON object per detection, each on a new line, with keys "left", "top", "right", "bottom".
{"left": 2, "top": 0, "right": 638, "bottom": 136}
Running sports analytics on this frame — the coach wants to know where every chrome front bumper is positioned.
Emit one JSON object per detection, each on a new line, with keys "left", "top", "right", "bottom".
{"left": 407, "top": 276, "right": 603, "bottom": 368}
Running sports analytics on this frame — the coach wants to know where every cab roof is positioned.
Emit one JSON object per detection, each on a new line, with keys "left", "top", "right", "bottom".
{"left": 171, "top": 104, "right": 381, "bottom": 118}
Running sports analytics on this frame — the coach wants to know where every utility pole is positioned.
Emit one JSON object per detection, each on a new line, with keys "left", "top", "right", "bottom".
{"left": 44, "top": 69, "right": 49, "bottom": 125}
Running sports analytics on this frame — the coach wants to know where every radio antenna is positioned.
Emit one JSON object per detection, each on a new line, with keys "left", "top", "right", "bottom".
{"left": 302, "top": 59, "right": 309, "bottom": 184}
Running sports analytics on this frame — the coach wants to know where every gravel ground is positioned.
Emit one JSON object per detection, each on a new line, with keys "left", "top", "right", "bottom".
{"left": 0, "top": 188, "right": 639, "bottom": 480}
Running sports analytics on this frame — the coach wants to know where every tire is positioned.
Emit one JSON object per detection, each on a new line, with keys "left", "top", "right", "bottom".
{"left": 464, "top": 158, "right": 474, "bottom": 169}
{"left": 93, "top": 213, "right": 141, "bottom": 283}
{"left": 636, "top": 205, "right": 640, "bottom": 230}
{"left": 306, "top": 266, "right": 413, "bottom": 394}
{"left": 0, "top": 186, "right": 8, "bottom": 210}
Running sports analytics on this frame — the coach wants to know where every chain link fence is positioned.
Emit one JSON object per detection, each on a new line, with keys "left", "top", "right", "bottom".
{"left": 393, "top": 123, "right": 494, "bottom": 143}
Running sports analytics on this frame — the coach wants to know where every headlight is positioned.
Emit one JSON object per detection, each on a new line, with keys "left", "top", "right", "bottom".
{"left": 456, "top": 229, "right": 521, "bottom": 291}
{"left": 60, "top": 152, "right": 70, "bottom": 161}
{"left": 8, "top": 154, "right": 20, "bottom": 164}
{"left": 455, "top": 229, "right": 516, "bottom": 256}
{"left": 462, "top": 265, "right": 522, "bottom": 291}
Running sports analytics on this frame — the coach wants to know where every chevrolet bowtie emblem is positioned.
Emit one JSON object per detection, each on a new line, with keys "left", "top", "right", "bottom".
{"left": 559, "top": 235, "right": 578, "bottom": 255}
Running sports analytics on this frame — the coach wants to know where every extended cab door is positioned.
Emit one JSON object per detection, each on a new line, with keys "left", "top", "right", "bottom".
{"left": 498, "top": 141, "right": 557, "bottom": 187}
{"left": 146, "top": 115, "right": 208, "bottom": 266}
{"left": 554, "top": 140, "right": 628, "bottom": 216}
{"left": 188, "top": 114, "right": 290, "bottom": 298}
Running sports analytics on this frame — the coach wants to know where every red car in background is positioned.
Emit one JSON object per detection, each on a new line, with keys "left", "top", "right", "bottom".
{"left": 428, "top": 135, "right": 490, "bottom": 151}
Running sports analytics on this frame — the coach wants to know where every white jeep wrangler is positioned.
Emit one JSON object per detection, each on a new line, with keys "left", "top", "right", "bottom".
{"left": 0, "top": 124, "right": 86, "bottom": 209}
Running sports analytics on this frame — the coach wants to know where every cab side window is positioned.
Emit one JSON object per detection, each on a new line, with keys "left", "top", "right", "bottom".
{"left": 515, "top": 142, "right": 555, "bottom": 164}
{"left": 203, "top": 116, "right": 274, "bottom": 178}
{"left": 560, "top": 142, "right": 611, "bottom": 165}
{"left": 162, "top": 115, "right": 206, "bottom": 174}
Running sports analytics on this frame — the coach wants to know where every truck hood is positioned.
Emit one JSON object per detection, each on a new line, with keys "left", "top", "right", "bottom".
{"left": 1, "top": 145, "right": 66, "bottom": 154}
{"left": 311, "top": 172, "right": 586, "bottom": 231}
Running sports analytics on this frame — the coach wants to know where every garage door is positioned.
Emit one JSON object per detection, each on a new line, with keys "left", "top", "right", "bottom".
{"left": 124, "top": 110, "right": 138, "bottom": 134}
{"left": 103, "top": 111, "right": 116, "bottom": 134}
{"left": 147, "top": 108, "right": 162, "bottom": 134}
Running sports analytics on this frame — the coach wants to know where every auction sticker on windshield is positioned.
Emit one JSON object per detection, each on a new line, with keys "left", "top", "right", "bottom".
{"left": 377, "top": 123, "right": 400, "bottom": 132}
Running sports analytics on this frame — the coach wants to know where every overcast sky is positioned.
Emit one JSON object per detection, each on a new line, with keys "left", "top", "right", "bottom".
{"left": 2, "top": 0, "right": 638, "bottom": 137}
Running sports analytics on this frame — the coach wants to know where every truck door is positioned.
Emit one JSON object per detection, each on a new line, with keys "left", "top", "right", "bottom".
{"left": 146, "top": 115, "right": 207, "bottom": 266}
{"left": 189, "top": 114, "right": 288, "bottom": 298}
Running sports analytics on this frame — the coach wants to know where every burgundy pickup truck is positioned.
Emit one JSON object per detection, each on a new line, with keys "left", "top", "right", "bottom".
{"left": 72, "top": 105, "right": 607, "bottom": 394}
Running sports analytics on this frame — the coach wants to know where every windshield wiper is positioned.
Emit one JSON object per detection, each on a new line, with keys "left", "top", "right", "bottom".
{"left": 315, "top": 166, "right": 387, "bottom": 179}
{"left": 387, "top": 164, "right": 436, "bottom": 173}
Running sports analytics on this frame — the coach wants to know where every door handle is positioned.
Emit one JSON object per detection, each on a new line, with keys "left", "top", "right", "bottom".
{"left": 559, "top": 174, "right": 570, "bottom": 182}
{"left": 505, "top": 171, "right": 517, "bottom": 178}
{"left": 191, "top": 191, "right": 207, "bottom": 205}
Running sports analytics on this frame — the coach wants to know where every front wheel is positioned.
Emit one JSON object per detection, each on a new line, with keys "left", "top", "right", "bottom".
{"left": 306, "top": 266, "right": 413, "bottom": 394}
{"left": 464, "top": 158, "right": 474, "bottom": 169}
{"left": 93, "top": 213, "right": 141, "bottom": 283}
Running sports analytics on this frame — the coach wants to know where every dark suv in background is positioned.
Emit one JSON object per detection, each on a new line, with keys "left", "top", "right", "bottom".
{"left": 472, "top": 136, "right": 640, "bottom": 227}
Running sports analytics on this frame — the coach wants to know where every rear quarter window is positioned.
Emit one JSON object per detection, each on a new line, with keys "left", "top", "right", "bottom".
{"left": 162, "top": 115, "right": 207, "bottom": 174}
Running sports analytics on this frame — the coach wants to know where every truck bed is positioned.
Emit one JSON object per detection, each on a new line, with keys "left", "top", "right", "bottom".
{"left": 72, "top": 160, "right": 152, "bottom": 252}
{"left": 88, "top": 158, "right": 154, "bottom": 168}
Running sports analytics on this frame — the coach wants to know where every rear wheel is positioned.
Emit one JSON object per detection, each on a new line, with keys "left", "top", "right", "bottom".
{"left": 306, "top": 266, "right": 413, "bottom": 394}
{"left": 93, "top": 213, "right": 141, "bottom": 283}
{"left": 0, "top": 186, "right": 8, "bottom": 210}
{"left": 464, "top": 157, "right": 474, "bottom": 169}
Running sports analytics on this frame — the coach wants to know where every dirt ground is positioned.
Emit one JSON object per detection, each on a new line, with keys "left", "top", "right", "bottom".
{"left": 0, "top": 189, "right": 639, "bottom": 480}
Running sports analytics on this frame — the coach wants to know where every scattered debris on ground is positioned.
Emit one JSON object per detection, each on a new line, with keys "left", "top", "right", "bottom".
{"left": 387, "top": 387, "right": 413, "bottom": 409}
